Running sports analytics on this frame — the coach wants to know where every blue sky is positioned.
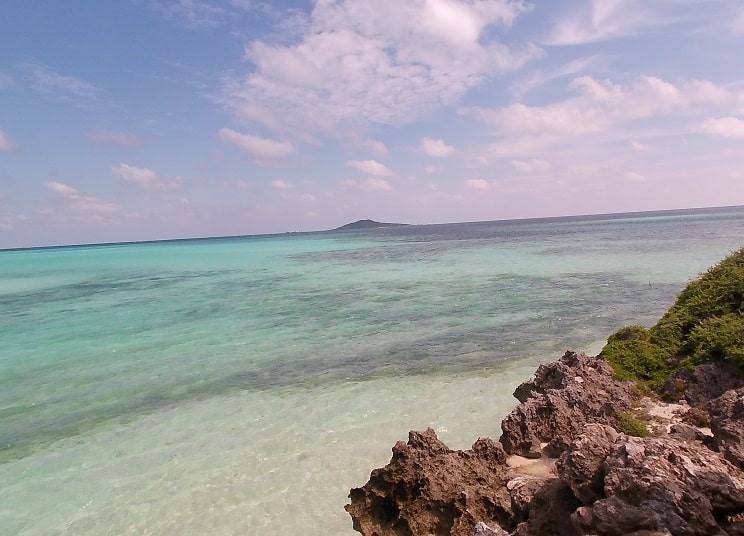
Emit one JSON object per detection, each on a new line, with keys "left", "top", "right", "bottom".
{"left": 1, "top": 0, "right": 744, "bottom": 247}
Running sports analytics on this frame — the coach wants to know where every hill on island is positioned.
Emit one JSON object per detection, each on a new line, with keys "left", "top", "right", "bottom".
{"left": 332, "top": 219, "right": 407, "bottom": 231}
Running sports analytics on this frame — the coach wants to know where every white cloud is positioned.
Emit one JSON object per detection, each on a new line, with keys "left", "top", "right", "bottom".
{"left": 347, "top": 159, "right": 393, "bottom": 176}
{"left": 219, "top": 0, "right": 539, "bottom": 137}
{"left": 569, "top": 75, "right": 685, "bottom": 117}
{"left": 630, "top": 139, "right": 649, "bottom": 151}
{"left": 0, "top": 213, "right": 27, "bottom": 231}
{"left": 342, "top": 178, "right": 393, "bottom": 191}
{"left": 218, "top": 128, "right": 295, "bottom": 161}
{"left": 467, "top": 102, "right": 606, "bottom": 136}
{"left": 44, "top": 181, "right": 79, "bottom": 198}
{"left": 72, "top": 197, "right": 122, "bottom": 213}
{"left": 465, "top": 178, "right": 490, "bottom": 190}
{"left": 684, "top": 79, "right": 731, "bottom": 105}
{"left": 734, "top": 6, "right": 744, "bottom": 33}
{"left": 24, "top": 63, "right": 99, "bottom": 99}
{"left": 511, "top": 159, "right": 550, "bottom": 173}
{"left": 420, "top": 137, "right": 455, "bottom": 157}
{"left": 44, "top": 181, "right": 120, "bottom": 213}
{"left": 358, "top": 139, "right": 388, "bottom": 158}
{"left": 699, "top": 117, "right": 744, "bottom": 138}
{"left": 511, "top": 55, "right": 603, "bottom": 97}
{"left": 0, "top": 129, "right": 14, "bottom": 152}
{"left": 112, "top": 163, "right": 157, "bottom": 185}
{"left": 624, "top": 171, "right": 646, "bottom": 182}
{"left": 419, "top": 0, "right": 493, "bottom": 44}
{"left": 465, "top": 75, "right": 736, "bottom": 142}
{"left": 545, "top": 0, "right": 687, "bottom": 46}
{"left": 111, "top": 163, "right": 182, "bottom": 191}
{"left": 301, "top": 193, "right": 317, "bottom": 201}
{"left": 89, "top": 130, "right": 145, "bottom": 148}
{"left": 271, "top": 179, "right": 293, "bottom": 190}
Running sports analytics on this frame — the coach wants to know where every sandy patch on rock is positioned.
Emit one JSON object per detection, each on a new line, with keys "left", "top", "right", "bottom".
{"left": 506, "top": 454, "right": 556, "bottom": 478}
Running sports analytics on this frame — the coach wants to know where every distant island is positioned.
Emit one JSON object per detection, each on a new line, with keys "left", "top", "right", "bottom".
{"left": 332, "top": 219, "right": 407, "bottom": 231}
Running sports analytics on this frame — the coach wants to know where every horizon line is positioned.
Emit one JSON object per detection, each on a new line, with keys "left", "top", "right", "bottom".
{"left": 2, "top": 204, "right": 743, "bottom": 253}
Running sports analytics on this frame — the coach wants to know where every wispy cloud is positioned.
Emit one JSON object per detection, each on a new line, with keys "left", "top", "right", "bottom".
{"left": 624, "top": 171, "right": 646, "bottom": 182}
{"left": 545, "top": 0, "right": 673, "bottom": 45}
{"left": 465, "top": 101, "right": 607, "bottom": 137}
{"left": 544, "top": 0, "right": 735, "bottom": 46}
{"left": 511, "top": 159, "right": 550, "bottom": 173}
{"left": 342, "top": 178, "right": 393, "bottom": 192}
{"left": 0, "top": 70, "right": 15, "bottom": 89}
{"left": 357, "top": 139, "right": 388, "bottom": 158}
{"left": 88, "top": 130, "right": 145, "bottom": 148}
{"left": 112, "top": 163, "right": 182, "bottom": 190}
{"left": 218, "top": 128, "right": 295, "bottom": 162}
{"left": 24, "top": 63, "right": 100, "bottom": 99}
{"left": 630, "top": 139, "right": 650, "bottom": 151}
{"left": 44, "top": 181, "right": 121, "bottom": 213}
{"left": 229, "top": 0, "right": 253, "bottom": 11}
{"left": 45, "top": 181, "right": 79, "bottom": 198}
{"left": 271, "top": 179, "right": 293, "bottom": 190}
{"left": 734, "top": 6, "right": 744, "bottom": 33}
{"left": 420, "top": 137, "right": 455, "bottom": 157}
{"left": 0, "top": 212, "right": 27, "bottom": 231}
{"left": 465, "top": 178, "right": 491, "bottom": 190}
{"left": 699, "top": 116, "right": 744, "bottom": 138}
{"left": 347, "top": 159, "right": 393, "bottom": 176}
{"left": 510, "top": 55, "right": 604, "bottom": 97}
{"left": 218, "top": 0, "right": 539, "bottom": 138}
{"left": 112, "top": 163, "right": 157, "bottom": 185}
{"left": 149, "top": 0, "right": 226, "bottom": 29}
{"left": 0, "top": 129, "right": 15, "bottom": 152}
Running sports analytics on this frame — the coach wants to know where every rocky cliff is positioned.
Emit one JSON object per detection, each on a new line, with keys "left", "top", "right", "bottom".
{"left": 346, "top": 351, "right": 744, "bottom": 536}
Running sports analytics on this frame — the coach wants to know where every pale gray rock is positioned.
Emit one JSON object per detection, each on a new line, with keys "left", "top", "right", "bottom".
{"left": 560, "top": 426, "right": 744, "bottom": 536}
{"left": 707, "top": 387, "right": 744, "bottom": 471}
{"left": 555, "top": 424, "right": 617, "bottom": 504}
{"left": 472, "top": 521, "right": 509, "bottom": 536}
{"left": 500, "top": 351, "right": 635, "bottom": 457}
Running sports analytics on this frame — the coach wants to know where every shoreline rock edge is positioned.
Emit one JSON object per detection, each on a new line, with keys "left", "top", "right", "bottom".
{"left": 345, "top": 351, "right": 744, "bottom": 536}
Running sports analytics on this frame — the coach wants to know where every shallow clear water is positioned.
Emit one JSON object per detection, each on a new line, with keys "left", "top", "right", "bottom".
{"left": 2, "top": 207, "right": 744, "bottom": 535}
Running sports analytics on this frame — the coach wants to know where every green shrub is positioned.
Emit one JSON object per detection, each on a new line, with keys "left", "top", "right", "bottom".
{"left": 601, "top": 326, "right": 672, "bottom": 387}
{"left": 616, "top": 410, "right": 651, "bottom": 437}
{"left": 601, "top": 247, "right": 744, "bottom": 388}
{"left": 687, "top": 313, "right": 744, "bottom": 365}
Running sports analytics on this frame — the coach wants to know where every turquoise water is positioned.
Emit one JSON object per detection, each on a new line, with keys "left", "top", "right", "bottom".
{"left": 2, "top": 207, "right": 744, "bottom": 534}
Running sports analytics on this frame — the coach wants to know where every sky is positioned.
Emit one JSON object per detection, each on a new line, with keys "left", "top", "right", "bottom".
{"left": 1, "top": 0, "right": 744, "bottom": 247}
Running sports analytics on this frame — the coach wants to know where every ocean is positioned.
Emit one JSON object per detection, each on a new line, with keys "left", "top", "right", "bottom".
{"left": 2, "top": 206, "right": 744, "bottom": 535}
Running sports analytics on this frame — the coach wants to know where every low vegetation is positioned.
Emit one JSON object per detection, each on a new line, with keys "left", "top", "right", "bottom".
{"left": 616, "top": 410, "right": 652, "bottom": 438}
{"left": 601, "top": 247, "right": 744, "bottom": 388}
